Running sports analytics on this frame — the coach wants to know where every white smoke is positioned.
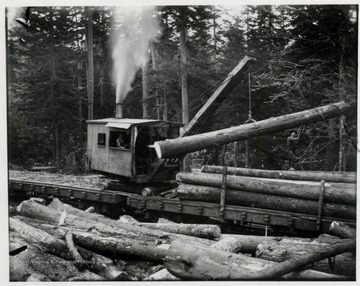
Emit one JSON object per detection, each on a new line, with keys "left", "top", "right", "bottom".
{"left": 112, "top": 6, "right": 160, "bottom": 104}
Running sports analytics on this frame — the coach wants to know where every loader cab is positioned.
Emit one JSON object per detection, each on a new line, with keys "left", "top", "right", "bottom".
{"left": 87, "top": 118, "right": 182, "bottom": 183}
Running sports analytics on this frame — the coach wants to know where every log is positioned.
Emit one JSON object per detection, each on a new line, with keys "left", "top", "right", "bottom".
{"left": 256, "top": 238, "right": 355, "bottom": 279}
{"left": 329, "top": 221, "right": 356, "bottom": 238}
{"left": 133, "top": 222, "right": 221, "bottom": 239}
{"left": 70, "top": 230, "right": 170, "bottom": 262}
{"left": 85, "top": 206, "right": 95, "bottom": 213}
{"left": 17, "top": 199, "right": 156, "bottom": 238}
{"left": 176, "top": 172, "right": 356, "bottom": 205}
{"left": 218, "top": 234, "right": 280, "bottom": 253}
{"left": 164, "top": 239, "right": 355, "bottom": 280}
{"left": 13, "top": 214, "right": 171, "bottom": 263}
{"left": 146, "top": 268, "right": 180, "bottom": 281}
{"left": 10, "top": 217, "right": 124, "bottom": 280}
{"left": 256, "top": 239, "right": 356, "bottom": 277}
{"left": 218, "top": 233, "right": 349, "bottom": 254}
{"left": 177, "top": 184, "right": 356, "bottom": 219}
{"left": 9, "top": 232, "right": 104, "bottom": 281}
{"left": 43, "top": 198, "right": 216, "bottom": 245}
{"left": 154, "top": 102, "right": 351, "bottom": 158}
{"left": 118, "top": 214, "right": 139, "bottom": 223}
{"left": 65, "top": 229, "right": 85, "bottom": 269}
{"left": 29, "top": 197, "right": 46, "bottom": 205}
{"left": 158, "top": 217, "right": 177, "bottom": 224}
{"left": 210, "top": 236, "right": 242, "bottom": 253}
{"left": 201, "top": 165, "right": 356, "bottom": 183}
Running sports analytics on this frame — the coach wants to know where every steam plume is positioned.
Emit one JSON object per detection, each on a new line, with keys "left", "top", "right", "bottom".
{"left": 112, "top": 6, "right": 159, "bottom": 104}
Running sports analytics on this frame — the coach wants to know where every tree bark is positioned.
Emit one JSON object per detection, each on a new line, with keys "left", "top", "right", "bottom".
{"left": 234, "top": 142, "right": 239, "bottom": 167}
{"left": 151, "top": 43, "right": 161, "bottom": 120}
{"left": 176, "top": 172, "right": 356, "bottom": 205}
{"left": 19, "top": 199, "right": 216, "bottom": 245}
{"left": 179, "top": 25, "right": 189, "bottom": 125}
{"left": 86, "top": 7, "right": 94, "bottom": 120}
{"left": 176, "top": 184, "right": 355, "bottom": 219}
{"left": 147, "top": 268, "right": 180, "bottom": 280}
{"left": 154, "top": 102, "right": 351, "bottom": 158}
{"left": 65, "top": 229, "right": 85, "bottom": 269}
{"left": 256, "top": 239, "right": 355, "bottom": 277}
{"left": 211, "top": 236, "right": 242, "bottom": 253}
{"left": 255, "top": 238, "right": 355, "bottom": 280}
{"left": 218, "top": 234, "right": 281, "bottom": 253}
{"left": 71, "top": 231, "right": 170, "bottom": 262}
{"left": 50, "top": 199, "right": 220, "bottom": 239}
{"left": 10, "top": 217, "right": 124, "bottom": 280}
{"left": 133, "top": 223, "right": 221, "bottom": 239}
{"left": 142, "top": 60, "right": 150, "bottom": 119}
{"left": 329, "top": 221, "right": 356, "bottom": 238}
{"left": 179, "top": 22, "right": 191, "bottom": 172}
{"left": 9, "top": 231, "right": 104, "bottom": 281}
{"left": 201, "top": 165, "right": 356, "bottom": 183}
{"left": 164, "top": 239, "right": 353, "bottom": 280}
{"left": 339, "top": 115, "right": 346, "bottom": 171}
{"left": 162, "top": 84, "right": 168, "bottom": 121}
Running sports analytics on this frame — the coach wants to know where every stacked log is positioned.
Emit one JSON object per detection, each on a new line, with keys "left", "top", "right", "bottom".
{"left": 201, "top": 165, "right": 356, "bottom": 183}
{"left": 10, "top": 197, "right": 355, "bottom": 281}
{"left": 176, "top": 172, "right": 356, "bottom": 219}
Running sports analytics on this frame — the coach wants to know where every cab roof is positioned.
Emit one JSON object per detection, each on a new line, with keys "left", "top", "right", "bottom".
{"left": 87, "top": 118, "right": 183, "bottom": 129}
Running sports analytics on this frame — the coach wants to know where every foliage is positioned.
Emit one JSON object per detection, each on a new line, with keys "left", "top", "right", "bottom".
{"left": 7, "top": 5, "right": 357, "bottom": 172}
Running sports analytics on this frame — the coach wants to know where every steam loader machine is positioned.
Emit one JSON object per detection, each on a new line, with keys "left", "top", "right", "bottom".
{"left": 10, "top": 55, "right": 355, "bottom": 235}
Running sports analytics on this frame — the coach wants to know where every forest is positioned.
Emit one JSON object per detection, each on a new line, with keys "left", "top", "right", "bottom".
{"left": 7, "top": 5, "right": 357, "bottom": 173}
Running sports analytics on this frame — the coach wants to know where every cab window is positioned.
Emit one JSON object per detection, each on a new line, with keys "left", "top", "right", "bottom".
{"left": 109, "top": 131, "right": 131, "bottom": 149}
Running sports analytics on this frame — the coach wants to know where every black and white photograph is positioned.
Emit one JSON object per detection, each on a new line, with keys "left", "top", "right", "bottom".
{"left": 4, "top": 0, "right": 358, "bottom": 282}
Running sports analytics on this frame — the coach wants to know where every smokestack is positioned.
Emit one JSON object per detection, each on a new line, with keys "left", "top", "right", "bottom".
{"left": 116, "top": 103, "right": 123, "bottom": 119}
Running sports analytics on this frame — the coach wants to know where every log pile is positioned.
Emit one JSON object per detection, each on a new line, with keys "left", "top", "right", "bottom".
{"left": 175, "top": 169, "right": 356, "bottom": 220}
{"left": 9, "top": 198, "right": 355, "bottom": 281}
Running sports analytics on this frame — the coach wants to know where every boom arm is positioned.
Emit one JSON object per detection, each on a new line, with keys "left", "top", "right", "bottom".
{"left": 182, "top": 55, "right": 256, "bottom": 137}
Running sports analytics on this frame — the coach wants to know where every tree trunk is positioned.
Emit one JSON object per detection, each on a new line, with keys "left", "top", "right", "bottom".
{"left": 20, "top": 199, "right": 216, "bottom": 245}
{"left": 142, "top": 60, "right": 150, "bottom": 119}
{"left": 65, "top": 229, "right": 85, "bottom": 269}
{"left": 329, "top": 221, "right": 356, "bottom": 238}
{"left": 147, "top": 268, "right": 180, "bottom": 280}
{"left": 77, "top": 60, "right": 84, "bottom": 148}
{"left": 151, "top": 43, "right": 161, "bottom": 120}
{"left": 339, "top": 115, "right": 346, "bottom": 171}
{"left": 99, "top": 69, "right": 104, "bottom": 117}
{"left": 211, "top": 236, "right": 242, "bottom": 253}
{"left": 212, "top": 6, "right": 217, "bottom": 57}
{"left": 10, "top": 217, "right": 124, "bottom": 280}
{"left": 71, "top": 231, "right": 170, "bottom": 262}
{"left": 9, "top": 235, "right": 104, "bottom": 281}
{"left": 179, "top": 23, "right": 191, "bottom": 172}
{"left": 234, "top": 142, "right": 239, "bottom": 167}
{"left": 176, "top": 172, "right": 356, "bottom": 205}
{"left": 163, "top": 84, "right": 168, "bottom": 121}
{"left": 154, "top": 102, "right": 351, "bottom": 158}
{"left": 179, "top": 26, "right": 189, "bottom": 125}
{"left": 133, "top": 223, "right": 221, "bottom": 239}
{"left": 201, "top": 165, "right": 356, "bottom": 183}
{"left": 164, "top": 239, "right": 352, "bottom": 280}
{"left": 87, "top": 7, "right": 94, "bottom": 120}
{"left": 218, "top": 234, "right": 281, "bottom": 254}
{"left": 176, "top": 184, "right": 355, "bottom": 219}
{"left": 256, "top": 239, "right": 355, "bottom": 277}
